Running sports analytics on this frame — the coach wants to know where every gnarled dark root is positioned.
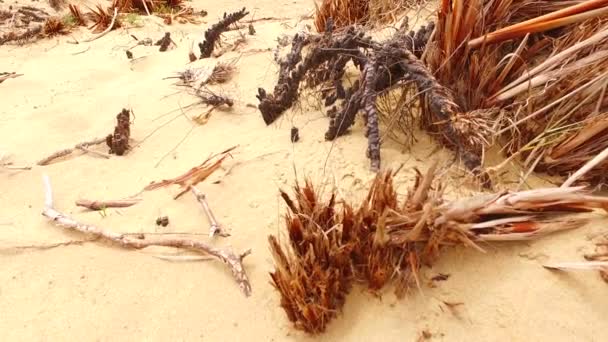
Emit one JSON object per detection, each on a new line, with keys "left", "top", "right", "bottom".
{"left": 257, "top": 25, "right": 373, "bottom": 125}
{"left": 199, "top": 7, "right": 249, "bottom": 59}
{"left": 258, "top": 23, "right": 485, "bottom": 179}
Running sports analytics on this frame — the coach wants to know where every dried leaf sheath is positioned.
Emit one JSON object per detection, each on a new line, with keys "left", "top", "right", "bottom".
{"left": 269, "top": 181, "right": 353, "bottom": 334}
{"left": 270, "top": 167, "right": 608, "bottom": 333}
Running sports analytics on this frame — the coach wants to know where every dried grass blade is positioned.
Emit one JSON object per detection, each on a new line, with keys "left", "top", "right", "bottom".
{"left": 543, "top": 261, "right": 608, "bottom": 270}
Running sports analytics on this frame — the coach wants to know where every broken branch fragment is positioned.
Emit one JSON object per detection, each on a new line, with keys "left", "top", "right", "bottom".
{"left": 42, "top": 175, "right": 251, "bottom": 296}
{"left": 75, "top": 198, "right": 141, "bottom": 210}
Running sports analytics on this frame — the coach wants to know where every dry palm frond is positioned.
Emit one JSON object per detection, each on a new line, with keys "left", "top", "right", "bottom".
{"left": 42, "top": 17, "right": 68, "bottom": 37}
{"left": 269, "top": 181, "right": 353, "bottom": 334}
{"left": 270, "top": 165, "right": 608, "bottom": 333}
{"left": 87, "top": 5, "right": 114, "bottom": 33}
{"left": 411, "top": 0, "right": 608, "bottom": 186}
{"left": 68, "top": 4, "right": 87, "bottom": 26}
{"left": 469, "top": 0, "right": 608, "bottom": 48}
{"left": 314, "top": 0, "right": 423, "bottom": 32}
{"left": 144, "top": 146, "right": 236, "bottom": 199}
{"left": 314, "top": 0, "right": 370, "bottom": 32}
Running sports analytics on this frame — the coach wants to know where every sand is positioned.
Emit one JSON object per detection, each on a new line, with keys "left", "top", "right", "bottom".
{"left": 1, "top": 1, "right": 608, "bottom": 340}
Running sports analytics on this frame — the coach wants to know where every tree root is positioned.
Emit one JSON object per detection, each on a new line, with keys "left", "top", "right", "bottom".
{"left": 198, "top": 7, "right": 249, "bottom": 59}
{"left": 257, "top": 23, "right": 486, "bottom": 179}
{"left": 257, "top": 25, "right": 372, "bottom": 125}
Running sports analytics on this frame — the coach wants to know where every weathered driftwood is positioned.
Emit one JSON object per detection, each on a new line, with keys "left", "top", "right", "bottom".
{"left": 42, "top": 175, "right": 252, "bottom": 297}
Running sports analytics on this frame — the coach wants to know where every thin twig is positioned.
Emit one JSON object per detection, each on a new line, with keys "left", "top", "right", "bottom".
{"left": 190, "top": 185, "right": 229, "bottom": 237}
{"left": 37, "top": 137, "right": 107, "bottom": 165}
{"left": 0, "top": 72, "right": 23, "bottom": 84}
{"left": 41, "top": 174, "right": 252, "bottom": 296}
{"left": 154, "top": 102, "right": 195, "bottom": 168}
{"left": 0, "top": 238, "right": 98, "bottom": 253}
{"left": 543, "top": 261, "right": 608, "bottom": 270}
{"left": 71, "top": 46, "right": 90, "bottom": 55}
{"left": 76, "top": 146, "right": 111, "bottom": 159}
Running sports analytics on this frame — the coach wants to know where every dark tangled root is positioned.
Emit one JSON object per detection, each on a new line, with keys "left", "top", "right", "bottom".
{"left": 198, "top": 7, "right": 249, "bottom": 58}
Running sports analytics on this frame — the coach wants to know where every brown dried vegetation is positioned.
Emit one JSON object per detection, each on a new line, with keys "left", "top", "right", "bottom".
{"left": 68, "top": 4, "right": 88, "bottom": 26}
{"left": 42, "top": 17, "right": 68, "bottom": 37}
{"left": 314, "top": 0, "right": 369, "bottom": 32}
{"left": 86, "top": 4, "right": 119, "bottom": 33}
{"left": 270, "top": 165, "right": 608, "bottom": 333}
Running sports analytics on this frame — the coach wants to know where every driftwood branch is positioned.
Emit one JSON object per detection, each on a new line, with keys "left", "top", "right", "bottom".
{"left": 190, "top": 185, "right": 229, "bottom": 237}
{"left": 42, "top": 175, "right": 252, "bottom": 297}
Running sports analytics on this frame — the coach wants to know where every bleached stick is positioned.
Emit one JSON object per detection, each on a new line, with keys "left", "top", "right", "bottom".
{"left": 561, "top": 145, "right": 608, "bottom": 187}
{"left": 42, "top": 175, "right": 252, "bottom": 297}
{"left": 190, "top": 185, "right": 229, "bottom": 237}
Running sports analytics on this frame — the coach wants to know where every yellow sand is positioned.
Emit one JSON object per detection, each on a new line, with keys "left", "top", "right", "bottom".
{"left": 1, "top": 1, "right": 607, "bottom": 340}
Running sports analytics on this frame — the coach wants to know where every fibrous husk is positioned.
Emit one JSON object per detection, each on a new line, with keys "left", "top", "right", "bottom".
{"left": 270, "top": 164, "right": 608, "bottom": 333}
{"left": 106, "top": 108, "right": 131, "bottom": 156}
